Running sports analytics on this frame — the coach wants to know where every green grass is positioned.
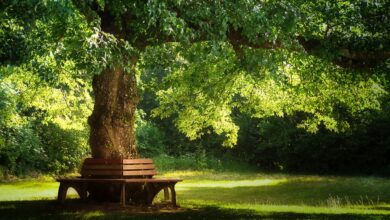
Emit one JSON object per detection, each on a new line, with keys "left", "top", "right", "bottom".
{"left": 1, "top": 171, "right": 390, "bottom": 219}
{"left": 0, "top": 182, "right": 59, "bottom": 201}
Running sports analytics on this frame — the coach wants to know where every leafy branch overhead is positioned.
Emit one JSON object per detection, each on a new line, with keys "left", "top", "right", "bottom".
{"left": 75, "top": 0, "right": 389, "bottom": 68}
{"left": 1, "top": 0, "right": 389, "bottom": 147}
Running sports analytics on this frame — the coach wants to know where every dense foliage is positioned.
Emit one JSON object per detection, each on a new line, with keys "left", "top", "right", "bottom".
{"left": 0, "top": 0, "right": 389, "bottom": 175}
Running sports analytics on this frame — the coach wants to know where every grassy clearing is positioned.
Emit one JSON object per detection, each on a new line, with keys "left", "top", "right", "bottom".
{"left": 0, "top": 171, "right": 389, "bottom": 219}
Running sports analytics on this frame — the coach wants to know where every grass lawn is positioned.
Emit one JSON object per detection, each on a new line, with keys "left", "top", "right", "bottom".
{"left": 0, "top": 171, "right": 390, "bottom": 219}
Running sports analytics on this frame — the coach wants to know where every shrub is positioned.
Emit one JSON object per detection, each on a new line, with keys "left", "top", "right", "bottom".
{"left": 136, "top": 112, "right": 166, "bottom": 157}
{"left": 37, "top": 122, "right": 89, "bottom": 174}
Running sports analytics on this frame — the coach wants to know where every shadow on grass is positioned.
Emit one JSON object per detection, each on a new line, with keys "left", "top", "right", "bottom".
{"left": 0, "top": 200, "right": 388, "bottom": 220}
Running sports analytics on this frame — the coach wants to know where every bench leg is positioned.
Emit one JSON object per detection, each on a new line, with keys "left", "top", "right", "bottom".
{"left": 144, "top": 183, "right": 153, "bottom": 206}
{"left": 168, "top": 184, "right": 177, "bottom": 206}
{"left": 73, "top": 183, "right": 88, "bottom": 201}
{"left": 144, "top": 183, "right": 164, "bottom": 206}
{"left": 144, "top": 183, "right": 177, "bottom": 206}
{"left": 120, "top": 182, "right": 126, "bottom": 207}
{"left": 164, "top": 187, "right": 170, "bottom": 201}
{"left": 80, "top": 182, "right": 88, "bottom": 201}
{"left": 57, "top": 182, "right": 69, "bottom": 203}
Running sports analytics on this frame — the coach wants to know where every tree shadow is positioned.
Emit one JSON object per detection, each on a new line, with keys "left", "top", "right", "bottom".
{"left": 0, "top": 200, "right": 388, "bottom": 220}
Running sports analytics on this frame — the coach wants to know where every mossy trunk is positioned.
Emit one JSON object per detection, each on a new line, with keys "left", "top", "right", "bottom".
{"left": 88, "top": 58, "right": 139, "bottom": 160}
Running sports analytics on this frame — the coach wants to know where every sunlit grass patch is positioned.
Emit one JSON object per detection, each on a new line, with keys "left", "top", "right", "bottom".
{"left": 160, "top": 169, "right": 288, "bottom": 180}
{"left": 175, "top": 172, "right": 390, "bottom": 207}
{"left": 0, "top": 171, "right": 390, "bottom": 218}
{"left": 0, "top": 181, "right": 78, "bottom": 201}
{"left": 0, "top": 182, "right": 58, "bottom": 201}
{"left": 225, "top": 203, "right": 390, "bottom": 215}
{"left": 178, "top": 178, "right": 288, "bottom": 189}
{"left": 181, "top": 200, "right": 390, "bottom": 215}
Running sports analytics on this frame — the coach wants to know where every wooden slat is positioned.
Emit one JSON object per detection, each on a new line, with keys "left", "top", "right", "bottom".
{"left": 83, "top": 158, "right": 153, "bottom": 165}
{"left": 123, "top": 170, "right": 157, "bottom": 176}
{"left": 81, "top": 170, "right": 157, "bottom": 176}
{"left": 123, "top": 164, "right": 155, "bottom": 170}
{"left": 56, "top": 177, "right": 182, "bottom": 183}
{"left": 82, "top": 164, "right": 155, "bottom": 170}
{"left": 122, "top": 159, "right": 153, "bottom": 164}
{"left": 124, "top": 178, "right": 182, "bottom": 183}
{"left": 57, "top": 178, "right": 126, "bottom": 182}
{"left": 81, "top": 170, "right": 123, "bottom": 176}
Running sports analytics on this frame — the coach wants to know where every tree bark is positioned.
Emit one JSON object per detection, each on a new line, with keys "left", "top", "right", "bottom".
{"left": 88, "top": 58, "right": 139, "bottom": 159}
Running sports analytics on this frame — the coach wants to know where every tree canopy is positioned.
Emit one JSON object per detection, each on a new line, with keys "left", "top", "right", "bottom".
{"left": 1, "top": 0, "right": 389, "bottom": 149}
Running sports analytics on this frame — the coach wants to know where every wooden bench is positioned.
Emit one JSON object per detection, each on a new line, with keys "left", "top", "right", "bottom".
{"left": 56, "top": 158, "right": 182, "bottom": 207}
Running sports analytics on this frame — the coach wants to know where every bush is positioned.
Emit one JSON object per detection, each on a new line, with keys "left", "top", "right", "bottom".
{"left": 37, "top": 122, "right": 89, "bottom": 174}
{"left": 0, "top": 124, "right": 46, "bottom": 176}
{"left": 153, "top": 154, "right": 222, "bottom": 172}
{"left": 0, "top": 120, "right": 89, "bottom": 176}
{"left": 136, "top": 112, "right": 166, "bottom": 157}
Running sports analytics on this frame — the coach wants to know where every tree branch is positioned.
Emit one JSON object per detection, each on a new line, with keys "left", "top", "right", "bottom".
{"left": 79, "top": 1, "right": 389, "bottom": 70}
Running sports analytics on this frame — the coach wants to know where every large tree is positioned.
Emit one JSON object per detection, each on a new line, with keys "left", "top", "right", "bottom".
{"left": 1, "top": 0, "right": 389, "bottom": 160}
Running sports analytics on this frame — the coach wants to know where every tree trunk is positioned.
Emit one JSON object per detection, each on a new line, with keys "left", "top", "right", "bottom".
{"left": 88, "top": 58, "right": 139, "bottom": 159}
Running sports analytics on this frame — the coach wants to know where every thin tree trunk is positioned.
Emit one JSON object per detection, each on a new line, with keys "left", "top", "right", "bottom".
{"left": 88, "top": 58, "right": 139, "bottom": 159}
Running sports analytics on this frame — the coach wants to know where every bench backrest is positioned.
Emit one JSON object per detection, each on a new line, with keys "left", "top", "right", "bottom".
{"left": 81, "top": 158, "right": 157, "bottom": 178}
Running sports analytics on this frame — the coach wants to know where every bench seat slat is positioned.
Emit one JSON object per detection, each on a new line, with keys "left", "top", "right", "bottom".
{"left": 122, "top": 164, "right": 155, "bottom": 170}
{"left": 122, "top": 170, "right": 157, "bottom": 176}
{"left": 122, "top": 159, "right": 153, "bottom": 164}
{"left": 81, "top": 170, "right": 123, "bottom": 176}
{"left": 57, "top": 178, "right": 182, "bottom": 183}
{"left": 82, "top": 164, "right": 155, "bottom": 170}
{"left": 84, "top": 158, "right": 153, "bottom": 165}
{"left": 81, "top": 170, "right": 157, "bottom": 176}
